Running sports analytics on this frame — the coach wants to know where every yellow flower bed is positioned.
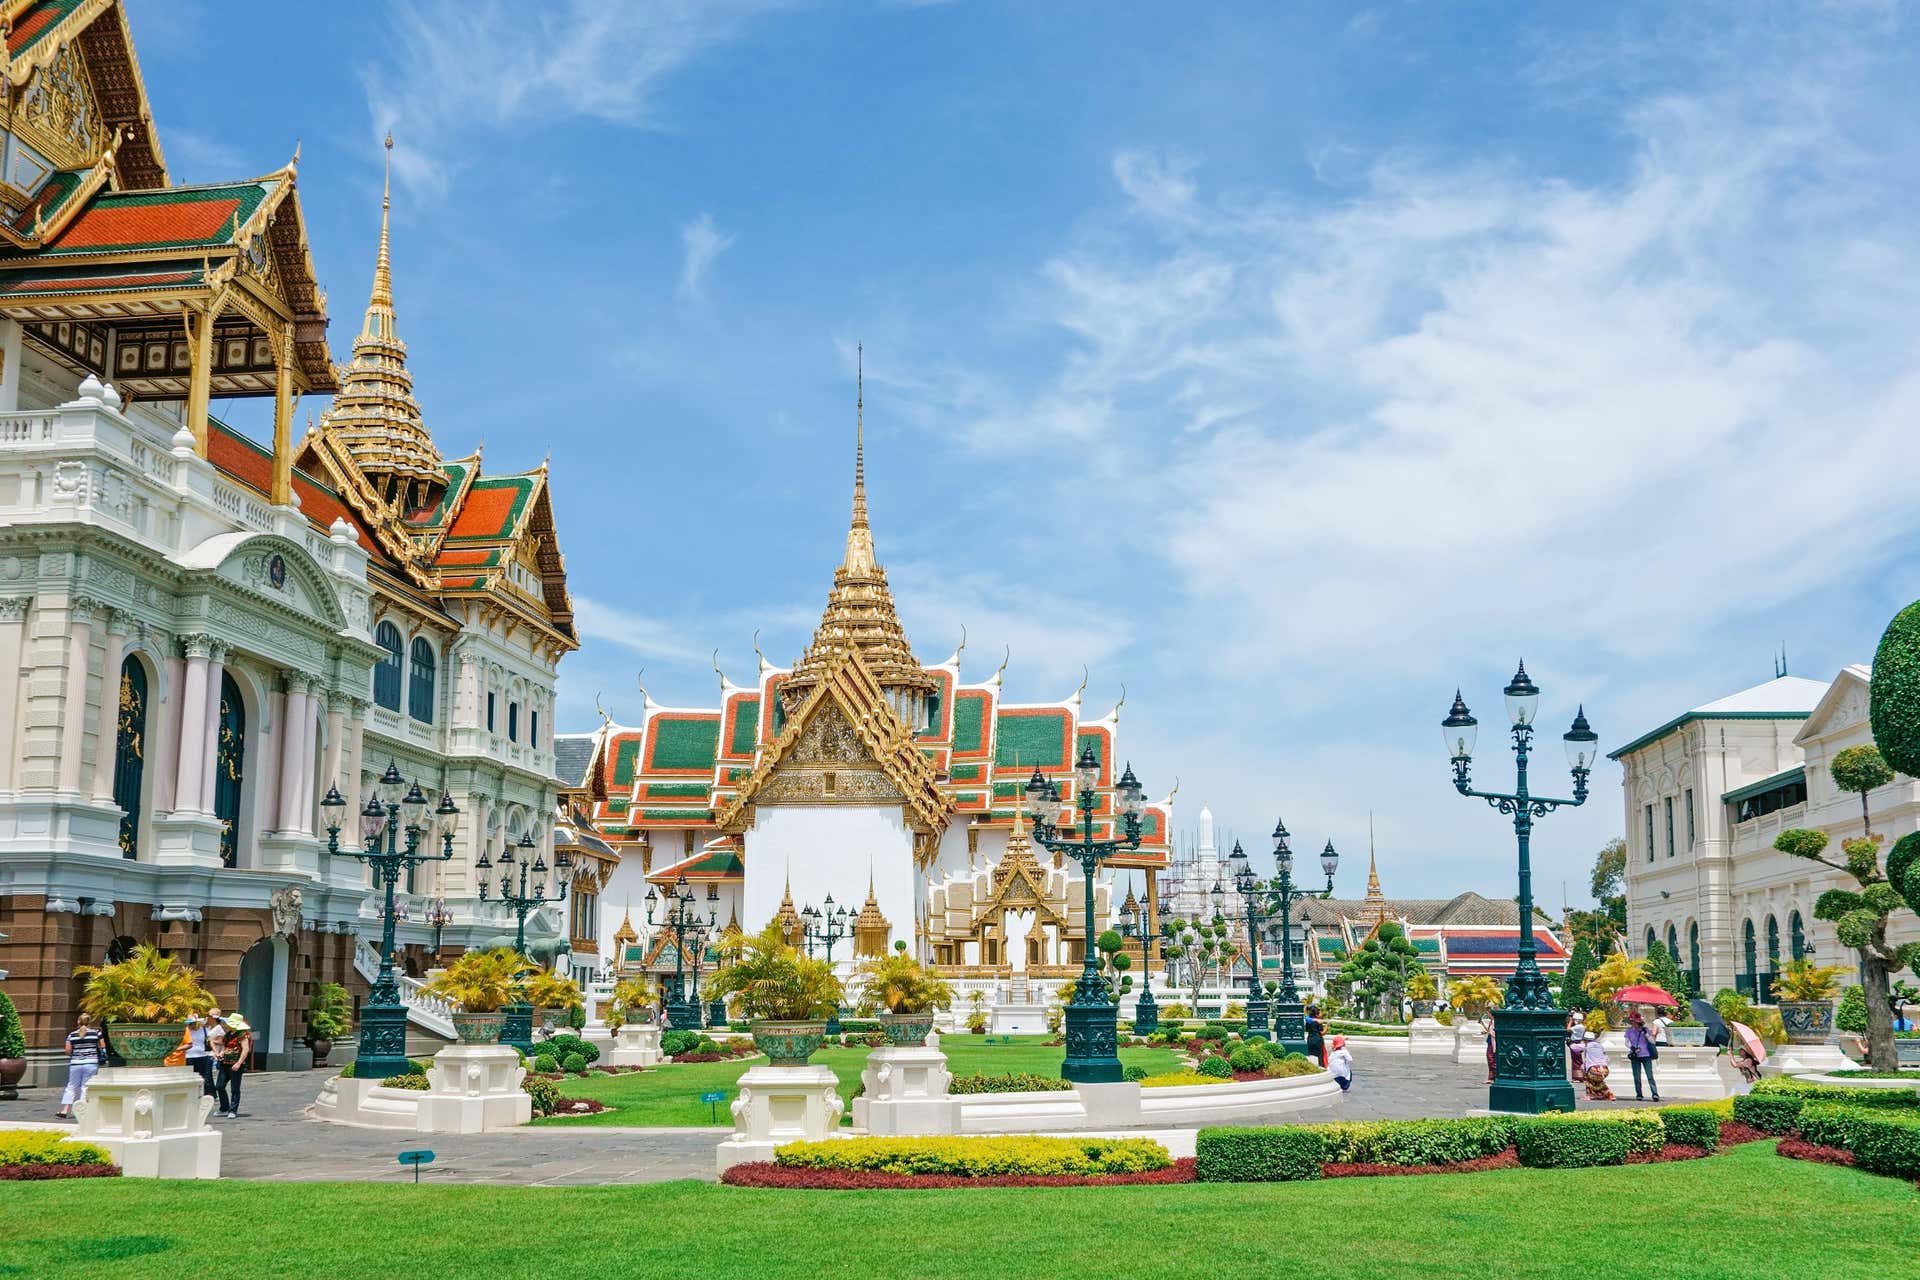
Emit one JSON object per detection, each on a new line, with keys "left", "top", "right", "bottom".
{"left": 773, "top": 1135, "right": 1172, "bottom": 1176}
{"left": 1139, "top": 1071, "right": 1236, "bottom": 1087}
{"left": 0, "top": 1130, "right": 112, "bottom": 1167}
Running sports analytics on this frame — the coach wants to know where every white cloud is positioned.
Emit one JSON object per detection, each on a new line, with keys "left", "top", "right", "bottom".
{"left": 678, "top": 213, "right": 735, "bottom": 299}
{"left": 889, "top": 562, "right": 1133, "bottom": 698}
{"left": 162, "top": 127, "right": 248, "bottom": 183}
{"left": 361, "top": 0, "right": 791, "bottom": 198}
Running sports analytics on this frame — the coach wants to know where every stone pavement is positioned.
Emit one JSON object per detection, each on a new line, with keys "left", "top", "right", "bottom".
{"left": 0, "top": 1041, "right": 1665, "bottom": 1186}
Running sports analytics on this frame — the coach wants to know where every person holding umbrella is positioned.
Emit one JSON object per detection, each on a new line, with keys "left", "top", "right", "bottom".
{"left": 1623, "top": 1011, "right": 1661, "bottom": 1101}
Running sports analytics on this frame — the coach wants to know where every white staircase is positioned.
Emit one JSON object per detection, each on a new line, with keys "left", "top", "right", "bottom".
{"left": 353, "top": 941, "right": 459, "bottom": 1042}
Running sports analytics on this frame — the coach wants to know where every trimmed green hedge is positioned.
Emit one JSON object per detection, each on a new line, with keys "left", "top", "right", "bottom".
{"left": 1658, "top": 1106, "right": 1722, "bottom": 1152}
{"left": 1871, "top": 599, "right": 1920, "bottom": 779}
{"left": 1514, "top": 1116, "right": 1632, "bottom": 1168}
{"left": 1798, "top": 1102, "right": 1920, "bottom": 1179}
{"left": 1194, "top": 1126, "right": 1326, "bottom": 1182}
{"left": 1316, "top": 1117, "right": 1517, "bottom": 1166}
{"left": 0, "top": 1130, "right": 112, "bottom": 1167}
{"left": 947, "top": 1071, "right": 1074, "bottom": 1095}
{"left": 1734, "top": 1079, "right": 1919, "bottom": 1133}
{"left": 775, "top": 1136, "right": 1171, "bottom": 1176}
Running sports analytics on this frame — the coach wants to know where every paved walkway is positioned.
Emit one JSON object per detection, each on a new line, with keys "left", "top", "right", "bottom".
{"left": 0, "top": 1041, "right": 1664, "bottom": 1186}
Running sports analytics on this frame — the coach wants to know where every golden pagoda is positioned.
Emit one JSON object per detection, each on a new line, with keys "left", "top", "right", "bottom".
{"left": 772, "top": 874, "right": 805, "bottom": 949}
{"left": 610, "top": 902, "right": 641, "bottom": 978}
{"left": 853, "top": 873, "right": 892, "bottom": 958}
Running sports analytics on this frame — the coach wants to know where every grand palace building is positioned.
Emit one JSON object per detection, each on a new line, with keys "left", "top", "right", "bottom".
{"left": 556, "top": 384, "right": 1176, "bottom": 994}
{"left": 0, "top": 0, "right": 585, "bottom": 1082}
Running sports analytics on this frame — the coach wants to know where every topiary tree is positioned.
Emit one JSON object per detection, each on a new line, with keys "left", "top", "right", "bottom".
{"left": 1559, "top": 939, "right": 1596, "bottom": 1012}
{"left": 1644, "top": 938, "right": 1689, "bottom": 1003}
{"left": 1095, "top": 929, "right": 1134, "bottom": 1004}
{"left": 1833, "top": 745, "right": 1895, "bottom": 837}
{"left": 1775, "top": 825, "right": 1920, "bottom": 1071}
{"left": 1871, "top": 601, "right": 1920, "bottom": 779}
{"left": 1836, "top": 984, "right": 1868, "bottom": 1034}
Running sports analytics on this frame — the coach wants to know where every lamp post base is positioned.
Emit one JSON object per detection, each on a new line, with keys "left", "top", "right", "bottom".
{"left": 1061, "top": 1001, "right": 1123, "bottom": 1083}
{"left": 1132, "top": 988, "right": 1159, "bottom": 1036}
{"left": 1271, "top": 1000, "right": 1307, "bottom": 1057}
{"left": 501, "top": 1001, "right": 534, "bottom": 1057}
{"left": 667, "top": 1001, "right": 702, "bottom": 1031}
{"left": 1244, "top": 997, "right": 1271, "bottom": 1041}
{"left": 1488, "top": 1006, "right": 1576, "bottom": 1114}
{"left": 353, "top": 1001, "right": 412, "bottom": 1082}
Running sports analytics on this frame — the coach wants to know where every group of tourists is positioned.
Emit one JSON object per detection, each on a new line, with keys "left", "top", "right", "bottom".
{"left": 1565, "top": 1009, "right": 1665, "bottom": 1101}
{"left": 1300, "top": 1007, "right": 1356, "bottom": 1092}
{"left": 54, "top": 1008, "right": 254, "bottom": 1121}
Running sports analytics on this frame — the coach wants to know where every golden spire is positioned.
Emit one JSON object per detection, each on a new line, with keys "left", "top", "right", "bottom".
{"left": 854, "top": 864, "right": 891, "bottom": 957}
{"left": 370, "top": 132, "right": 393, "bottom": 311}
{"left": 1363, "top": 813, "right": 1388, "bottom": 925}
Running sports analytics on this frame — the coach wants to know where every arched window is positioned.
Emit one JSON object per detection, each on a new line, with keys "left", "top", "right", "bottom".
{"left": 373, "top": 622, "right": 403, "bottom": 710}
{"left": 1765, "top": 915, "right": 1781, "bottom": 969}
{"left": 214, "top": 672, "right": 246, "bottom": 868}
{"left": 1688, "top": 922, "right": 1700, "bottom": 981}
{"left": 508, "top": 702, "right": 519, "bottom": 743}
{"left": 1666, "top": 924, "right": 1679, "bottom": 963}
{"left": 407, "top": 637, "right": 436, "bottom": 723}
{"left": 530, "top": 709, "right": 539, "bottom": 749}
{"left": 1790, "top": 911, "right": 1806, "bottom": 961}
{"left": 1645, "top": 927, "right": 1657, "bottom": 957}
{"left": 112, "top": 656, "right": 147, "bottom": 860}
{"left": 1741, "top": 919, "right": 1757, "bottom": 994}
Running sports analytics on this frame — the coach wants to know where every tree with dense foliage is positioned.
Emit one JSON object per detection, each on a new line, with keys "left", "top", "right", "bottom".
{"left": 1564, "top": 837, "right": 1628, "bottom": 953}
{"left": 1558, "top": 939, "right": 1596, "bottom": 1011}
{"left": 1831, "top": 745, "right": 1895, "bottom": 835}
{"left": 1643, "top": 938, "right": 1689, "bottom": 1002}
{"left": 1871, "top": 600, "right": 1920, "bottom": 779}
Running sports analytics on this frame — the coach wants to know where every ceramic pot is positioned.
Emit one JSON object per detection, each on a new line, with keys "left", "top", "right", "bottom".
{"left": 751, "top": 1020, "right": 826, "bottom": 1065}
{"left": 0, "top": 1055, "right": 25, "bottom": 1099}
{"left": 107, "top": 1022, "right": 186, "bottom": 1068}
{"left": 451, "top": 1010, "right": 507, "bottom": 1045}
{"left": 876, "top": 1012, "right": 936, "bottom": 1046}
{"left": 1779, "top": 1000, "right": 1836, "bottom": 1045}
{"left": 308, "top": 1036, "right": 333, "bottom": 1066}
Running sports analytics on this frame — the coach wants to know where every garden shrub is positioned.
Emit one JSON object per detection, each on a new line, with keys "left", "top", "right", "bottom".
{"left": 0, "top": 1131, "right": 112, "bottom": 1167}
{"left": 1198, "top": 1055, "right": 1233, "bottom": 1078}
{"left": 525, "top": 1076, "right": 563, "bottom": 1117}
{"left": 0, "top": 991, "right": 25, "bottom": 1060}
{"left": 661, "top": 1029, "right": 703, "bottom": 1057}
{"left": 1736, "top": 1079, "right": 1918, "bottom": 1132}
{"left": 1514, "top": 1116, "right": 1632, "bottom": 1168}
{"left": 1195, "top": 1026, "right": 1231, "bottom": 1042}
{"left": 1194, "top": 1126, "right": 1325, "bottom": 1182}
{"left": 773, "top": 1136, "right": 1171, "bottom": 1177}
{"left": 1793, "top": 1103, "right": 1866, "bottom": 1152}
{"left": 1265, "top": 1055, "right": 1325, "bottom": 1079}
{"left": 947, "top": 1071, "right": 1074, "bottom": 1095}
{"left": 1227, "top": 1042, "right": 1274, "bottom": 1074}
{"left": 1831, "top": 1108, "right": 1920, "bottom": 1179}
{"left": 1657, "top": 1106, "right": 1722, "bottom": 1152}
{"left": 562, "top": 1052, "right": 587, "bottom": 1074}
{"left": 1139, "top": 1071, "right": 1234, "bottom": 1087}
{"left": 1122, "top": 1064, "right": 1148, "bottom": 1082}
{"left": 1733, "top": 1092, "right": 1803, "bottom": 1134}
{"left": 408, "top": 1058, "right": 433, "bottom": 1076}
{"left": 380, "top": 1073, "right": 429, "bottom": 1090}
{"left": 1316, "top": 1117, "right": 1517, "bottom": 1167}
{"left": 1836, "top": 985, "right": 1868, "bottom": 1034}
{"left": 540, "top": 1034, "right": 600, "bottom": 1066}
{"left": 533, "top": 1054, "right": 558, "bottom": 1074}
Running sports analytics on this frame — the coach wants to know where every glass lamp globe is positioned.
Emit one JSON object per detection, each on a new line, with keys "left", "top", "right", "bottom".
{"left": 1443, "top": 691, "right": 1479, "bottom": 760}
{"left": 1503, "top": 662, "right": 1540, "bottom": 728}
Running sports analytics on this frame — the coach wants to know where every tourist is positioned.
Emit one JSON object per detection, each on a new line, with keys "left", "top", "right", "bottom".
{"left": 1328, "top": 1034, "right": 1355, "bottom": 1092}
{"left": 184, "top": 1013, "right": 216, "bottom": 1099}
{"left": 1483, "top": 1015, "right": 1496, "bottom": 1084}
{"left": 1304, "top": 1007, "right": 1326, "bottom": 1067}
{"left": 216, "top": 1014, "right": 253, "bottom": 1119}
{"left": 1624, "top": 1011, "right": 1660, "bottom": 1102}
{"left": 205, "top": 1007, "right": 228, "bottom": 1067}
{"left": 1730, "top": 1043, "right": 1762, "bottom": 1089}
{"left": 1651, "top": 1008, "right": 1673, "bottom": 1046}
{"left": 1895, "top": 1007, "right": 1914, "bottom": 1033}
{"left": 1582, "top": 1031, "right": 1614, "bottom": 1100}
{"left": 1566, "top": 1012, "right": 1586, "bottom": 1081}
{"left": 56, "top": 1012, "right": 106, "bottom": 1119}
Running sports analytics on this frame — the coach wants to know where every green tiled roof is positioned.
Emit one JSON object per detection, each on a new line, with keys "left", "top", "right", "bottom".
{"left": 951, "top": 692, "right": 988, "bottom": 753}
{"left": 647, "top": 717, "right": 720, "bottom": 772}
{"left": 995, "top": 709, "right": 1070, "bottom": 769}
{"left": 727, "top": 696, "right": 760, "bottom": 756}
{"left": 612, "top": 738, "right": 642, "bottom": 787}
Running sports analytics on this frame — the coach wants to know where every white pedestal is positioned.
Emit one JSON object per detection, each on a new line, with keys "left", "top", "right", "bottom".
{"left": 1646, "top": 1044, "right": 1730, "bottom": 1098}
{"left": 1075, "top": 1080, "right": 1144, "bottom": 1126}
{"left": 74, "top": 1066, "right": 221, "bottom": 1179}
{"left": 852, "top": 1045, "right": 959, "bottom": 1136}
{"left": 414, "top": 1043, "right": 531, "bottom": 1134}
{"left": 1765, "top": 1041, "right": 1854, "bottom": 1077}
{"left": 715, "top": 1064, "right": 843, "bottom": 1173}
{"left": 1453, "top": 1021, "right": 1488, "bottom": 1066}
{"left": 989, "top": 1004, "right": 1049, "bottom": 1034}
{"left": 1409, "top": 1017, "right": 1452, "bottom": 1056}
{"left": 610, "top": 1023, "right": 661, "bottom": 1068}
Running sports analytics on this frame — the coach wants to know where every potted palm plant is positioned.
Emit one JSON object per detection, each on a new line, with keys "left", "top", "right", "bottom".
{"left": 1406, "top": 968, "right": 1439, "bottom": 1019}
{"left": 705, "top": 924, "right": 842, "bottom": 1065}
{"left": 305, "top": 982, "right": 353, "bottom": 1066}
{"left": 72, "top": 944, "right": 214, "bottom": 1067}
{"left": 0, "top": 990, "right": 26, "bottom": 1099}
{"left": 423, "top": 948, "right": 534, "bottom": 1044}
{"left": 1773, "top": 959, "right": 1846, "bottom": 1045}
{"left": 525, "top": 971, "right": 584, "bottom": 1036}
{"left": 608, "top": 976, "right": 653, "bottom": 1032}
{"left": 1448, "top": 974, "right": 1503, "bottom": 1021}
{"left": 856, "top": 941, "right": 954, "bottom": 1046}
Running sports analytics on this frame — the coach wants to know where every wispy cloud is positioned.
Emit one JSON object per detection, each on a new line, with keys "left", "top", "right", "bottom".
{"left": 678, "top": 213, "right": 736, "bottom": 299}
{"left": 163, "top": 127, "right": 248, "bottom": 184}
{"left": 361, "top": 0, "right": 791, "bottom": 198}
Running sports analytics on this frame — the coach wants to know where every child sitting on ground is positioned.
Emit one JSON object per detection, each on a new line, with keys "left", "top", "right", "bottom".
{"left": 1328, "top": 1034, "right": 1355, "bottom": 1092}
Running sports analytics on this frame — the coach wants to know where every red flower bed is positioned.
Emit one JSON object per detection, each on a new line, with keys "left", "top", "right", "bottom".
{"left": 0, "top": 1163, "right": 122, "bottom": 1181}
{"left": 1324, "top": 1150, "right": 1522, "bottom": 1178}
{"left": 1626, "top": 1143, "right": 1709, "bottom": 1164}
{"left": 674, "top": 1053, "right": 725, "bottom": 1063}
{"left": 723, "top": 1157, "right": 1200, "bottom": 1189}
{"left": 1719, "top": 1121, "right": 1769, "bottom": 1147}
{"left": 550, "top": 1098, "right": 611, "bottom": 1116}
{"left": 1777, "top": 1138, "right": 1856, "bottom": 1168}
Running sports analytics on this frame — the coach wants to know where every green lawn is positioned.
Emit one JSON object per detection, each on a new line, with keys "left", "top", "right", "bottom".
{"left": 534, "top": 1035, "right": 1182, "bottom": 1126}
{"left": 1, "top": 1142, "right": 1908, "bottom": 1279}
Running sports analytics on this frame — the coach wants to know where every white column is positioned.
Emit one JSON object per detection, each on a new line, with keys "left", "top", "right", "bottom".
{"left": 323, "top": 693, "right": 345, "bottom": 802}
{"left": 275, "top": 675, "right": 307, "bottom": 832}
{"left": 151, "top": 651, "right": 183, "bottom": 812}
{"left": 173, "top": 634, "right": 212, "bottom": 815}
{"left": 0, "top": 596, "right": 29, "bottom": 793}
{"left": 343, "top": 697, "right": 368, "bottom": 851}
{"left": 57, "top": 597, "right": 97, "bottom": 794}
{"left": 89, "top": 612, "right": 131, "bottom": 802}
{"left": 197, "top": 641, "right": 228, "bottom": 814}
{"left": 254, "top": 682, "right": 284, "bottom": 835}
{"left": 294, "top": 678, "right": 319, "bottom": 835}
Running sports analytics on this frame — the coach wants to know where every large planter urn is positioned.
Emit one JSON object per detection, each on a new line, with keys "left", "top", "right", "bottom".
{"left": 308, "top": 1036, "right": 334, "bottom": 1067}
{"left": 751, "top": 1020, "right": 827, "bottom": 1066}
{"left": 0, "top": 1054, "right": 25, "bottom": 1099}
{"left": 106, "top": 1021, "right": 186, "bottom": 1068}
{"left": 876, "top": 1012, "right": 936, "bottom": 1046}
{"left": 451, "top": 1011, "right": 508, "bottom": 1045}
{"left": 1410, "top": 999, "right": 1436, "bottom": 1019}
{"left": 1779, "top": 1000, "right": 1836, "bottom": 1045}
{"left": 1666, "top": 1025, "right": 1709, "bottom": 1047}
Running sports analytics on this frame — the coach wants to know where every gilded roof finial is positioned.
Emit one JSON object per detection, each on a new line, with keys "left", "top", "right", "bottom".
{"left": 841, "top": 343, "right": 875, "bottom": 575}
{"left": 371, "top": 132, "right": 393, "bottom": 309}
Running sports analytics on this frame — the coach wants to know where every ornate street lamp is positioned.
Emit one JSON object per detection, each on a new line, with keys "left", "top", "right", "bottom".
{"left": 647, "top": 874, "right": 712, "bottom": 1030}
{"left": 1026, "top": 750, "right": 1146, "bottom": 1083}
{"left": 478, "top": 828, "right": 571, "bottom": 1054}
{"left": 1118, "top": 887, "right": 1158, "bottom": 1035}
{"left": 322, "top": 766, "right": 458, "bottom": 1082}
{"left": 804, "top": 896, "right": 849, "bottom": 1036}
{"left": 1443, "top": 664, "right": 1596, "bottom": 1114}
{"left": 1258, "top": 819, "right": 1338, "bottom": 1055}
{"left": 1227, "top": 841, "right": 1272, "bottom": 1040}
{"left": 424, "top": 893, "right": 453, "bottom": 959}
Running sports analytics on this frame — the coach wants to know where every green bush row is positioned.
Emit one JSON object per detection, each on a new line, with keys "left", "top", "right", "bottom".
{"left": 1316, "top": 1117, "right": 1517, "bottom": 1166}
{"left": 775, "top": 1136, "right": 1171, "bottom": 1176}
{"left": 1515, "top": 1116, "right": 1634, "bottom": 1168}
{"left": 1733, "top": 1078, "right": 1918, "bottom": 1133}
{"left": 946, "top": 1071, "right": 1075, "bottom": 1095}
{"left": 0, "top": 1130, "right": 112, "bottom": 1167}
{"left": 1796, "top": 1103, "right": 1920, "bottom": 1180}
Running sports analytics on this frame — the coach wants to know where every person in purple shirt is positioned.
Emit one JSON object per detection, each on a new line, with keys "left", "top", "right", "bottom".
{"left": 1624, "top": 1011, "right": 1661, "bottom": 1102}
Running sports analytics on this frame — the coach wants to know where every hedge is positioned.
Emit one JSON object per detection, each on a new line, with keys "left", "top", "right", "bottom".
{"left": 1658, "top": 1106, "right": 1722, "bottom": 1152}
{"left": 1195, "top": 1126, "right": 1326, "bottom": 1182}
{"left": 1514, "top": 1116, "right": 1633, "bottom": 1168}
{"left": 1316, "top": 1117, "right": 1517, "bottom": 1167}
{"left": 1734, "top": 1079, "right": 1919, "bottom": 1132}
{"left": 380, "top": 1073, "right": 429, "bottom": 1090}
{"left": 0, "top": 1131, "right": 112, "bottom": 1168}
{"left": 538, "top": 1035, "right": 601, "bottom": 1066}
{"left": 525, "top": 1076, "right": 563, "bottom": 1117}
{"left": 947, "top": 1071, "right": 1074, "bottom": 1095}
{"left": 1797, "top": 1103, "right": 1920, "bottom": 1179}
{"left": 774, "top": 1136, "right": 1170, "bottom": 1177}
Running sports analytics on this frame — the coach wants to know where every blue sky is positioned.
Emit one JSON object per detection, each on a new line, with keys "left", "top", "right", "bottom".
{"left": 135, "top": 1, "right": 1920, "bottom": 904}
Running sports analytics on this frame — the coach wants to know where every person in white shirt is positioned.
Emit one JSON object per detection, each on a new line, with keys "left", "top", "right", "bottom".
{"left": 1651, "top": 1012, "right": 1673, "bottom": 1046}
{"left": 1327, "top": 1034, "right": 1355, "bottom": 1093}
{"left": 184, "top": 1013, "right": 216, "bottom": 1099}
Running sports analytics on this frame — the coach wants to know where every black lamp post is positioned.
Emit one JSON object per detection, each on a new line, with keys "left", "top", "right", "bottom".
{"left": 425, "top": 894, "right": 453, "bottom": 960}
{"left": 1026, "top": 749, "right": 1146, "bottom": 1083}
{"left": 1443, "top": 662, "right": 1597, "bottom": 1114}
{"left": 1226, "top": 841, "right": 1272, "bottom": 1040}
{"left": 322, "top": 761, "right": 458, "bottom": 1082}
{"left": 805, "top": 897, "right": 849, "bottom": 1036}
{"left": 1118, "top": 890, "right": 1158, "bottom": 1035}
{"left": 1259, "top": 821, "right": 1339, "bottom": 1055}
{"left": 477, "top": 829, "right": 571, "bottom": 1054}
{"left": 646, "top": 874, "right": 712, "bottom": 1031}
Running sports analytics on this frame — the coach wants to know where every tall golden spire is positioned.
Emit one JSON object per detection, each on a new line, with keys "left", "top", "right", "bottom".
{"left": 316, "top": 132, "right": 443, "bottom": 509}
{"left": 847, "top": 343, "right": 870, "bottom": 566}
{"left": 1363, "top": 813, "right": 1388, "bottom": 925}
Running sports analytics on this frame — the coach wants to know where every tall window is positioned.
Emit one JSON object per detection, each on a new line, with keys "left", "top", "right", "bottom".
{"left": 407, "top": 638, "right": 436, "bottom": 723}
{"left": 1789, "top": 911, "right": 1806, "bottom": 961}
{"left": 1684, "top": 788, "right": 1696, "bottom": 849}
{"left": 373, "top": 622, "right": 403, "bottom": 710}
{"left": 1644, "top": 804, "right": 1655, "bottom": 863}
{"left": 1645, "top": 927, "right": 1657, "bottom": 957}
{"left": 530, "top": 709, "right": 540, "bottom": 749}
{"left": 1666, "top": 924, "right": 1679, "bottom": 963}
{"left": 214, "top": 672, "right": 246, "bottom": 868}
{"left": 113, "top": 656, "right": 146, "bottom": 859}
{"left": 487, "top": 692, "right": 496, "bottom": 732}
{"left": 1664, "top": 796, "right": 1675, "bottom": 858}
{"left": 1688, "top": 922, "right": 1700, "bottom": 981}
{"left": 508, "top": 702, "right": 519, "bottom": 742}
{"left": 1740, "top": 919, "right": 1757, "bottom": 995}
{"left": 1765, "top": 915, "right": 1781, "bottom": 971}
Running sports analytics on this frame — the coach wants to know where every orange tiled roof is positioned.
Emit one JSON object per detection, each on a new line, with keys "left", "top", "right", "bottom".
{"left": 206, "top": 421, "right": 376, "bottom": 553}
{"left": 445, "top": 482, "right": 522, "bottom": 539}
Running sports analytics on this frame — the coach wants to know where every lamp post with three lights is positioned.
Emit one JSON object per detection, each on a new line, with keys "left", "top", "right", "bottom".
{"left": 476, "top": 828, "right": 571, "bottom": 1055}
{"left": 646, "top": 874, "right": 714, "bottom": 1031}
{"left": 1255, "top": 821, "right": 1338, "bottom": 1056}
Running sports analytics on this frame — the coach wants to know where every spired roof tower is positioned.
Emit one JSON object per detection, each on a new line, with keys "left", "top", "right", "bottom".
{"left": 318, "top": 134, "right": 443, "bottom": 513}
{"left": 780, "top": 348, "right": 939, "bottom": 728}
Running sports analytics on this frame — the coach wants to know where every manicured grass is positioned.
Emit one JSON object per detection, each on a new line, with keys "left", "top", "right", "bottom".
{"left": 533, "top": 1037, "right": 1182, "bottom": 1126}
{"left": 1, "top": 1142, "right": 1909, "bottom": 1279}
